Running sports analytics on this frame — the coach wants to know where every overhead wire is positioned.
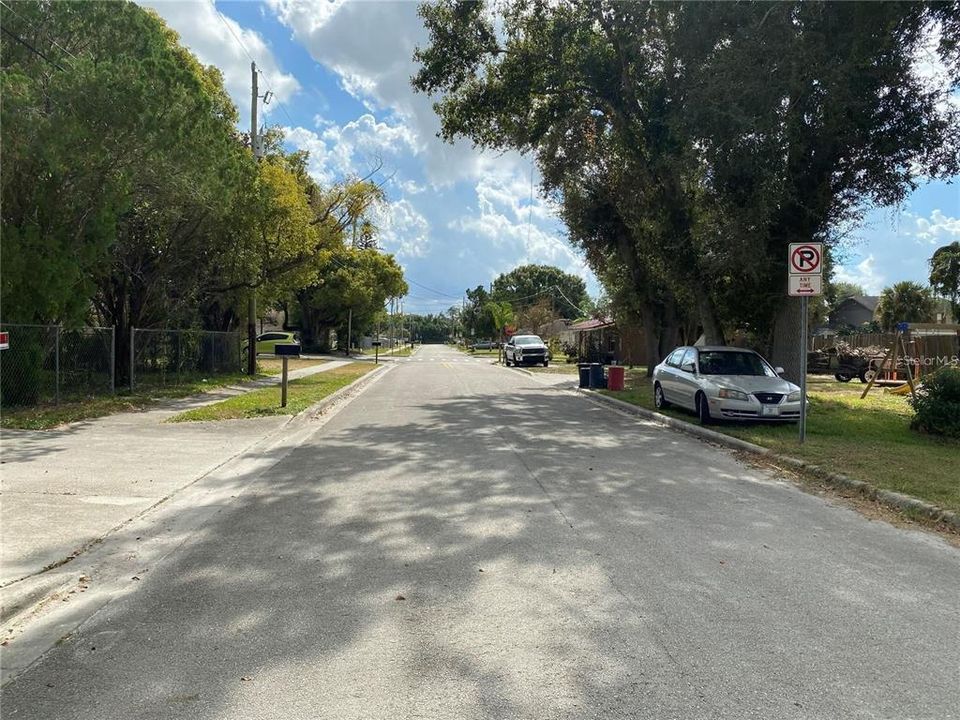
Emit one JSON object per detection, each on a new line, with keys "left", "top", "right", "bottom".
{"left": 0, "top": 0, "right": 80, "bottom": 68}
{"left": 0, "top": 24, "right": 65, "bottom": 70}
{"left": 214, "top": 7, "right": 297, "bottom": 130}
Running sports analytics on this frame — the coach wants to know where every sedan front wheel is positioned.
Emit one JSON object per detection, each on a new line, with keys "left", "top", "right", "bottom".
{"left": 654, "top": 382, "right": 669, "bottom": 409}
{"left": 696, "top": 392, "right": 713, "bottom": 425}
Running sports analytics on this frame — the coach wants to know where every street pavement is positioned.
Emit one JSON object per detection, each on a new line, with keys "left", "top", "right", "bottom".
{"left": 2, "top": 344, "right": 958, "bottom": 719}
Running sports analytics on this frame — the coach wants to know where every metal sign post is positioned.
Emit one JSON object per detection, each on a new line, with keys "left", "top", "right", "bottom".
{"left": 274, "top": 344, "right": 300, "bottom": 408}
{"left": 799, "top": 295, "right": 808, "bottom": 443}
{"left": 788, "top": 242, "right": 823, "bottom": 444}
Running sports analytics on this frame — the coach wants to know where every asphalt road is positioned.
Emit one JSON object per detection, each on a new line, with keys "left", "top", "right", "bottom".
{"left": 3, "top": 344, "right": 958, "bottom": 719}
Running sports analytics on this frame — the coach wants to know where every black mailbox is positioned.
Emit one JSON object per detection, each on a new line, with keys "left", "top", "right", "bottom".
{"left": 275, "top": 344, "right": 300, "bottom": 357}
{"left": 371, "top": 341, "right": 382, "bottom": 347}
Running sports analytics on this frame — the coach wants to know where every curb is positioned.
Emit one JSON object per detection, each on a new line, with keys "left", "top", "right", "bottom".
{"left": 1, "top": 575, "right": 77, "bottom": 627}
{"left": 578, "top": 388, "right": 960, "bottom": 532}
{"left": 293, "top": 361, "right": 392, "bottom": 423}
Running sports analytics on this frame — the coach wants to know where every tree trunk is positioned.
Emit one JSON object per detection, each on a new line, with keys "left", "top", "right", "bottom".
{"left": 770, "top": 298, "right": 804, "bottom": 385}
{"left": 659, "top": 297, "right": 681, "bottom": 357}
{"left": 695, "top": 288, "right": 725, "bottom": 345}
{"left": 639, "top": 303, "right": 661, "bottom": 377}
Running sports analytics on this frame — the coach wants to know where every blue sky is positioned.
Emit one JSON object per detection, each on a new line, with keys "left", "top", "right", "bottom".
{"left": 142, "top": 0, "right": 959, "bottom": 313}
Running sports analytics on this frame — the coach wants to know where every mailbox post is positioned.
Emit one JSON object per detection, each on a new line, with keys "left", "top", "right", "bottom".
{"left": 372, "top": 340, "right": 382, "bottom": 365}
{"left": 274, "top": 344, "right": 300, "bottom": 407}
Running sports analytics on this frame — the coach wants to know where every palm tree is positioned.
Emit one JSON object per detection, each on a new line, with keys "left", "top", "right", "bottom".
{"left": 876, "top": 282, "right": 936, "bottom": 331}
{"left": 486, "top": 301, "right": 515, "bottom": 364}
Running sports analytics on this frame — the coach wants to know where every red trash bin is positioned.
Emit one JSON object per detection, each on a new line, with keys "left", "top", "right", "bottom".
{"left": 607, "top": 365, "right": 625, "bottom": 391}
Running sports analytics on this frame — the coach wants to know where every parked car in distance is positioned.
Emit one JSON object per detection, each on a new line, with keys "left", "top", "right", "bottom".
{"left": 652, "top": 346, "right": 803, "bottom": 424}
{"left": 470, "top": 340, "right": 496, "bottom": 350}
{"left": 241, "top": 331, "right": 301, "bottom": 356}
{"left": 504, "top": 334, "right": 550, "bottom": 367}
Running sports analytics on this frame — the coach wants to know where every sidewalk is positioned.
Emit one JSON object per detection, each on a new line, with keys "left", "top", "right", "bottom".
{"left": 0, "top": 361, "right": 351, "bottom": 602}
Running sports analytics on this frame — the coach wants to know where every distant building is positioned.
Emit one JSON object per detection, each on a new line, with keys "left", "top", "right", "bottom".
{"left": 933, "top": 298, "right": 957, "bottom": 325}
{"left": 569, "top": 317, "right": 647, "bottom": 365}
{"left": 829, "top": 296, "right": 879, "bottom": 329}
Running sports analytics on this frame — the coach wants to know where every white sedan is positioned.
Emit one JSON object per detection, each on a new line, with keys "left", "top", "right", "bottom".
{"left": 652, "top": 346, "right": 803, "bottom": 424}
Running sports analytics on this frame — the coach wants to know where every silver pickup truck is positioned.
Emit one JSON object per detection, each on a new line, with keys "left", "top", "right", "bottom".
{"left": 504, "top": 335, "right": 550, "bottom": 367}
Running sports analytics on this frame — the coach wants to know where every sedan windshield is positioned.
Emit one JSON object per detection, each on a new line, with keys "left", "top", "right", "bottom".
{"left": 698, "top": 351, "right": 775, "bottom": 377}
{"left": 514, "top": 336, "right": 543, "bottom": 346}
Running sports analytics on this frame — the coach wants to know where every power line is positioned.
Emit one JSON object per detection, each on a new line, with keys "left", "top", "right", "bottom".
{"left": 0, "top": 0, "right": 80, "bottom": 66}
{"left": 257, "top": 67, "right": 298, "bottom": 128}
{"left": 215, "top": 8, "right": 255, "bottom": 64}
{"left": 214, "top": 8, "right": 298, "bottom": 130}
{"left": 552, "top": 285, "right": 588, "bottom": 315}
{"left": 405, "top": 277, "right": 461, "bottom": 299}
{"left": 1, "top": 24, "right": 65, "bottom": 71}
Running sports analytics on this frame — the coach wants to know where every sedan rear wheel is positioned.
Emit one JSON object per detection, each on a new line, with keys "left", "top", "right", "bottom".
{"left": 696, "top": 392, "right": 713, "bottom": 425}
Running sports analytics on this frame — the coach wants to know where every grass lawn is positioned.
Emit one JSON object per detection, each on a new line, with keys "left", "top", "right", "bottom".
{"left": 523, "top": 362, "right": 580, "bottom": 375}
{"left": 168, "top": 363, "right": 375, "bottom": 422}
{"left": 360, "top": 346, "right": 413, "bottom": 357}
{"left": 465, "top": 349, "right": 501, "bottom": 358}
{"left": 604, "top": 369, "right": 960, "bottom": 513}
{"left": 257, "top": 357, "right": 328, "bottom": 376}
{"left": 1, "top": 372, "right": 268, "bottom": 431}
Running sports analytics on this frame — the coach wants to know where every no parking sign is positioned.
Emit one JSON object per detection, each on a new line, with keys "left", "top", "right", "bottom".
{"left": 788, "top": 243, "right": 823, "bottom": 296}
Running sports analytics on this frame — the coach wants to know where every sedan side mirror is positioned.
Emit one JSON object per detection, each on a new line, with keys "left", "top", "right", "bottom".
{"left": 680, "top": 361, "right": 696, "bottom": 373}
{"left": 774, "top": 366, "right": 785, "bottom": 375}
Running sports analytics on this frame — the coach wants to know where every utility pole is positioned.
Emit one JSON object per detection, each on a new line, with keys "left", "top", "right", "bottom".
{"left": 346, "top": 218, "right": 356, "bottom": 356}
{"left": 247, "top": 61, "right": 260, "bottom": 376}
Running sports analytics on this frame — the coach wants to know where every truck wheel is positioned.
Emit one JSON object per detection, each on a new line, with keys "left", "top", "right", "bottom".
{"left": 834, "top": 373, "right": 852, "bottom": 383}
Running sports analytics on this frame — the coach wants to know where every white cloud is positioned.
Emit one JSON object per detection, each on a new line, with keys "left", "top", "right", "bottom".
{"left": 264, "top": 0, "right": 526, "bottom": 187}
{"left": 834, "top": 254, "right": 885, "bottom": 295}
{"left": 376, "top": 199, "right": 431, "bottom": 259}
{"left": 283, "top": 114, "right": 418, "bottom": 185}
{"left": 449, "top": 175, "right": 591, "bottom": 286}
{"left": 909, "top": 209, "right": 960, "bottom": 246}
{"left": 139, "top": 0, "right": 299, "bottom": 128}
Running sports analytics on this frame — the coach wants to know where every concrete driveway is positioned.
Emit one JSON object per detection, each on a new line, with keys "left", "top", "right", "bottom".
{"left": 2, "top": 344, "right": 957, "bottom": 718}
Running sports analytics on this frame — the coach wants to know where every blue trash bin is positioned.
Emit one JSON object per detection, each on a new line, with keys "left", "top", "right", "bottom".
{"left": 588, "top": 363, "right": 606, "bottom": 389}
{"left": 578, "top": 363, "right": 591, "bottom": 388}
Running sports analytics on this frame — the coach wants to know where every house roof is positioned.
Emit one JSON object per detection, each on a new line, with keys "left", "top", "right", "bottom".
{"left": 570, "top": 317, "right": 614, "bottom": 331}
{"left": 840, "top": 295, "right": 880, "bottom": 312}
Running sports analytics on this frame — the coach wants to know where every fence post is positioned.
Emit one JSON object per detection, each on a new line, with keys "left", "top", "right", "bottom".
{"left": 130, "top": 328, "right": 135, "bottom": 393}
{"left": 110, "top": 326, "right": 116, "bottom": 394}
{"left": 55, "top": 325, "right": 61, "bottom": 405}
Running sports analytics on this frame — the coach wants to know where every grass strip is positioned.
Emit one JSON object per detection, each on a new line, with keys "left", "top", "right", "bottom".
{"left": 1, "top": 372, "right": 268, "bottom": 430}
{"left": 603, "top": 369, "right": 960, "bottom": 513}
{"left": 256, "top": 357, "right": 329, "bottom": 376}
{"left": 168, "top": 363, "right": 375, "bottom": 422}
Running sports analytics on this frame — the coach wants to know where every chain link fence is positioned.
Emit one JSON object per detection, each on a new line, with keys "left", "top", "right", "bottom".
{"left": 130, "top": 328, "right": 241, "bottom": 392}
{"left": 0, "top": 324, "right": 115, "bottom": 408}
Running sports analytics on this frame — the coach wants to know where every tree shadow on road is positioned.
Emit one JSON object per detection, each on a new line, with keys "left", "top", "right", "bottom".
{"left": 3, "top": 375, "right": 957, "bottom": 719}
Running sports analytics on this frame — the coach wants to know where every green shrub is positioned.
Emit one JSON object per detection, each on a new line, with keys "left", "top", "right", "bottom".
{"left": 910, "top": 366, "right": 960, "bottom": 439}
